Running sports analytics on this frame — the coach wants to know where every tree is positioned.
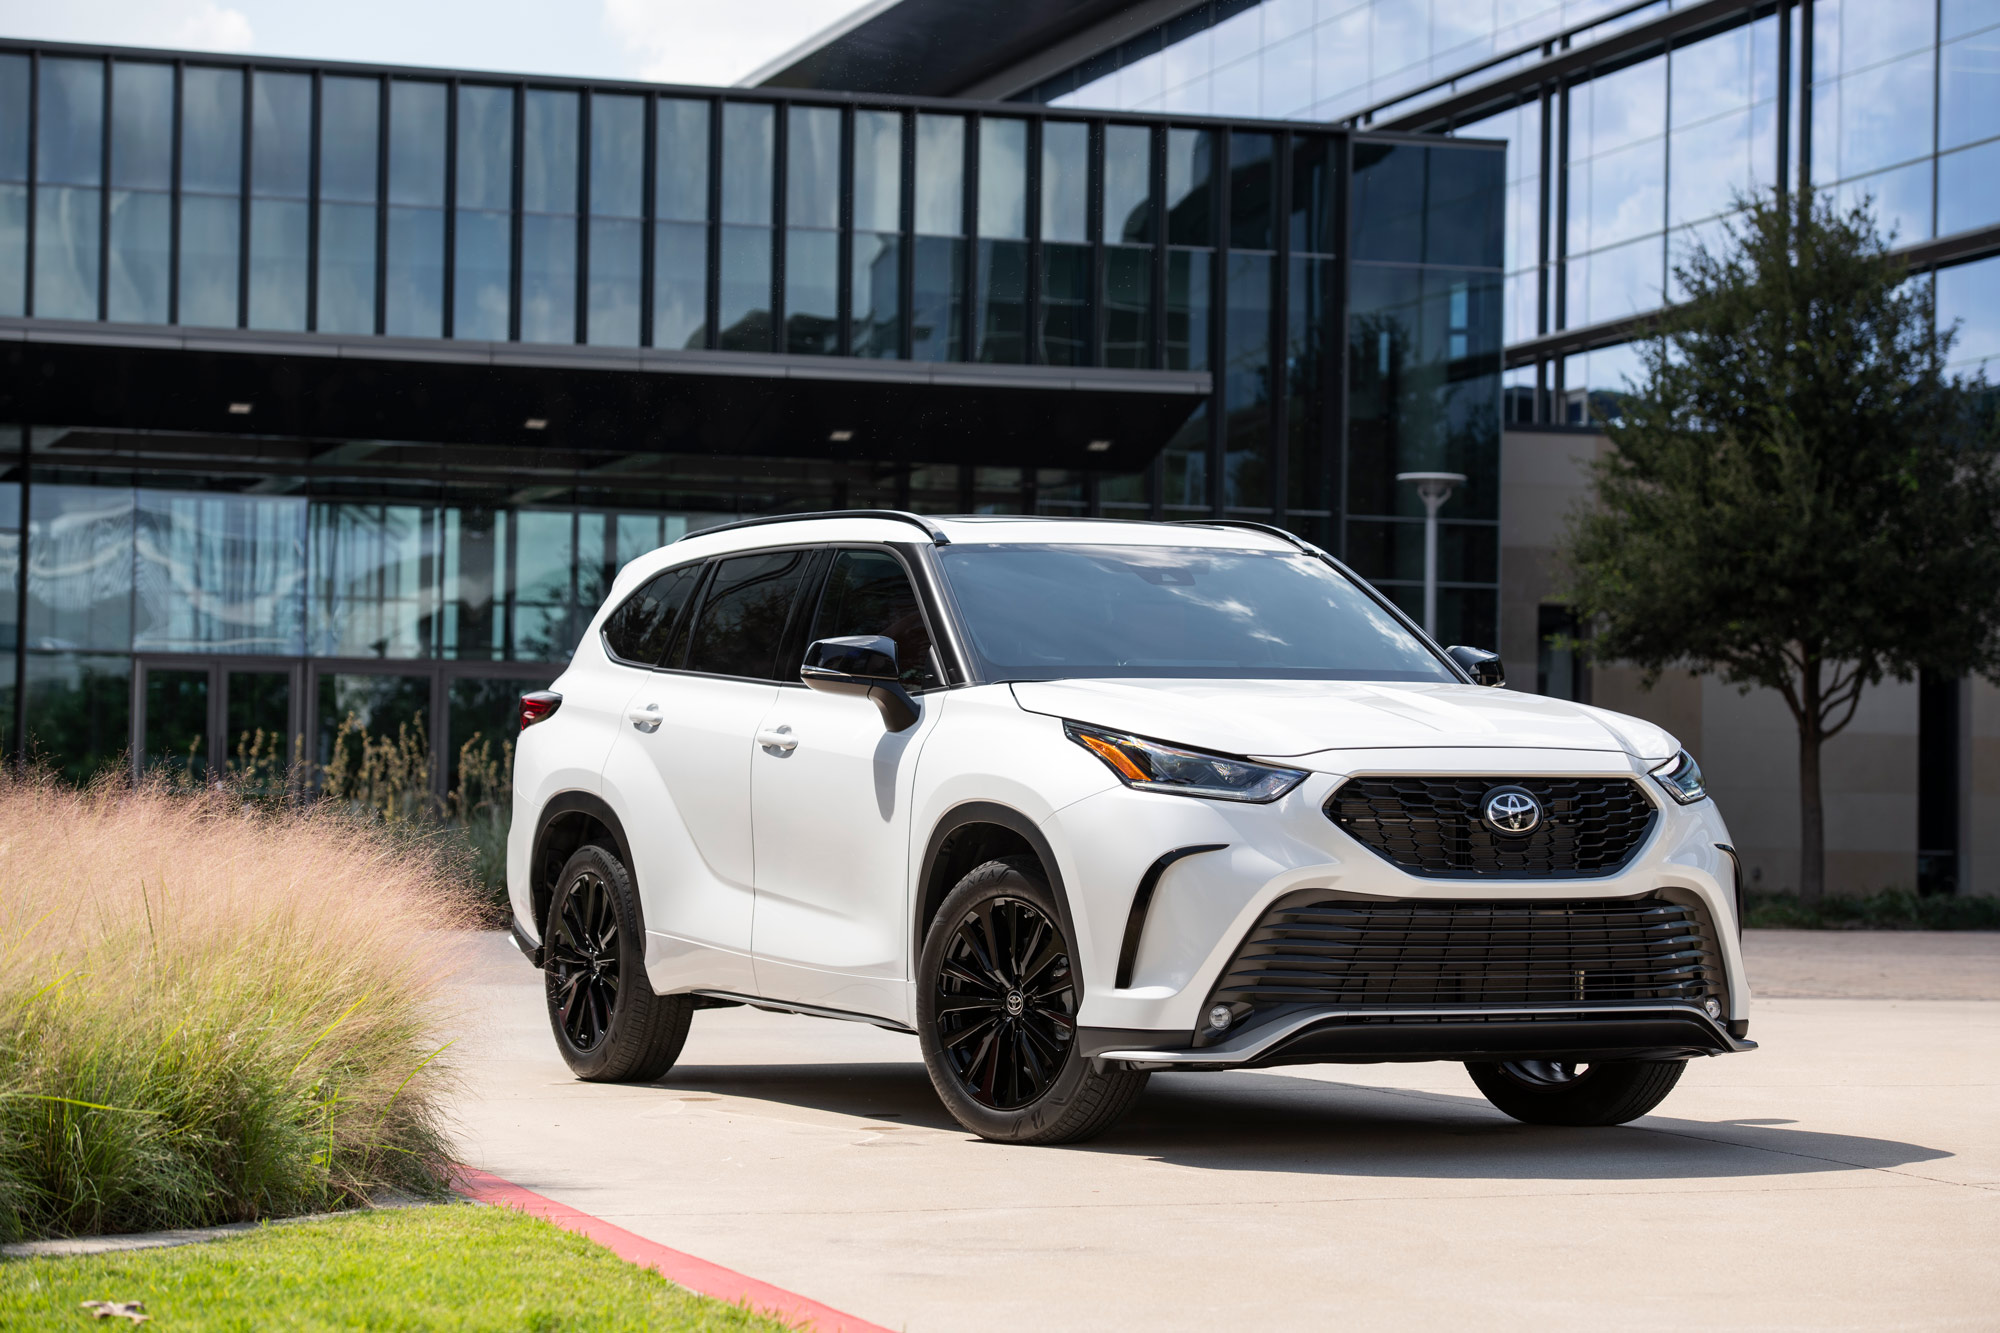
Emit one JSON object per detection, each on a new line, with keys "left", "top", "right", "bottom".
{"left": 1558, "top": 191, "right": 2000, "bottom": 904}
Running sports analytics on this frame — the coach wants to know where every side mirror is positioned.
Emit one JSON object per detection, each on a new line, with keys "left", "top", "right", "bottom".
{"left": 801, "top": 635, "right": 921, "bottom": 731}
{"left": 1447, "top": 645, "right": 1506, "bottom": 687}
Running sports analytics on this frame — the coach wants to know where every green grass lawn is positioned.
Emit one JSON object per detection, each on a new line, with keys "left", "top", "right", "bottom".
{"left": 0, "top": 1205, "right": 795, "bottom": 1332}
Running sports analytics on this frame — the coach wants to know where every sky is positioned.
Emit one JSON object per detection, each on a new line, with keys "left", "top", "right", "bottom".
{"left": 0, "top": 0, "right": 880, "bottom": 86}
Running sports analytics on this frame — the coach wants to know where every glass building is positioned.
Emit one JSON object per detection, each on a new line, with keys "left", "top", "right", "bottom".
{"left": 0, "top": 39, "right": 1504, "bottom": 780}
{"left": 998, "top": 0, "right": 2000, "bottom": 420}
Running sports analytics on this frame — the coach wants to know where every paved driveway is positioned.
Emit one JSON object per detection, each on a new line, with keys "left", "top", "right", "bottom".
{"left": 447, "top": 931, "right": 2000, "bottom": 1331}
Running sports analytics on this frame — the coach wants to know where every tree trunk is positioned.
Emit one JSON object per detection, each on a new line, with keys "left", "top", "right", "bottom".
{"left": 1798, "top": 724, "right": 1825, "bottom": 905}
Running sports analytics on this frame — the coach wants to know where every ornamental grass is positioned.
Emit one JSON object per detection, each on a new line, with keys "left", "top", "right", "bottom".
{"left": 0, "top": 773, "right": 474, "bottom": 1241}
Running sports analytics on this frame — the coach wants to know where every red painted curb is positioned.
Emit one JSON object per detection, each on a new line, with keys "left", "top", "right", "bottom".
{"left": 453, "top": 1167, "right": 894, "bottom": 1333}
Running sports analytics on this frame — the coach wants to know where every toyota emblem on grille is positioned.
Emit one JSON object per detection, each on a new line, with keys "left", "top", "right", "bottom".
{"left": 1481, "top": 786, "right": 1543, "bottom": 837}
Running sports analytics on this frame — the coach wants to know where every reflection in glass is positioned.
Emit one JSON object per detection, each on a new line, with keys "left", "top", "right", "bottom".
{"left": 226, "top": 671, "right": 291, "bottom": 778}
{"left": 978, "top": 118, "right": 1027, "bottom": 240}
{"left": 1, "top": 55, "right": 28, "bottom": 316}
{"left": 178, "top": 193, "right": 238, "bottom": 328}
{"left": 387, "top": 81, "right": 446, "bottom": 337}
{"left": 25, "top": 654, "right": 130, "bottom": 784}
{"left": 107, "top": 190, "right": 169, "bottom": 323}
{"left": 590, "top": 94, "right": 645, "bottom": 218}
{"left": 654, "top": 219, "right": 708, "bottom": 349}
{"left": 524, "top": 91, "right": 579, "bottom": 214}
{"left": 722, "top": 103, "right": 775, "bottom": 225}
{"left": 250, "top": 73, "right": 311, "bottom": 330}
{"left": 28, "top": 485, "right": 135, "bottom": 652}
{"left": 911, "top": 235, "right": 964, "bottom": 361}
{"left": 1223, "top": 251, "right": 1272, "bottom": 509}
{"left": 717, "top": 224, "right": 772, "bottom": 351}
{"left": 1832, "top": 159, "right": 1934, "bottom": 245}
{"left": 38, "top": 58, "right": 103, "bottom": 187}
{"left": 320, "top": 77, "right": 379, "bottom": 203}
{"left": 588, "top": 216, "right": 641, "bottom": 346}
{"left": 1229, "top": 132, "right": 1274, "bottom": 251}
{"left": 318, "top": 673, "right": 428, "bottom": 768}
{"left": 1040, "top": 242, "right": 1090, "bottom": 366}
{"left": 1166, "top": 248, "right": 1209, "bottom": 371}
{"left": 852, "top": 231, "right": 901, "bottom": 358}
{"left": 144, "top": 668, "right": 209, "bottom": 778}
{"left": 1351, "top": 143, "right": 1504, "bottom": 268}
{"left": 455, "top": 86, "right": 513, "bottom": 341}
{"left": 1161, "top": 403, "right": 1209, "bottom": 514}
{"left": 1811, "top": 48, "right": 1935, "bottom": 184}
{"left": 309, "top": 503, "right": 433, "bottom": 658}
{"left": 1290, "top": 136, "right": 1336, "bottom": 254}
{"left": 1939, "top": 139, "right": 2000, "bottom": 238}
{"left": 520, "top": 213, "right": 577, "bottom": 343}
{"left": 657, "top": 98, "right": 710, "bottom": 222}
{"left": 178, "top": 66, "right": 242, "bottom": 327}
{"left": 976, "top": 238, "right": 1026, "bottom": 362}
{"left": 35, "top": 60, "right": 104, "bottom": 320}
{"left": 1165, "top": 128, "right": 1213, "bottom": 246}
{"left": 319, "top": 201, "right": 377, "bottom": 334}
{"left": 915, "top": 115, "right": 964, "bottom": 235}
{"left": 854, "top": 110, "right": 902, "bottom": 233}
{"left": 787, "top": 105, "right": 840, "bottom": 229}
{"left": 1103, "top": 245, "right": 1152, "bottom": 368}
{"left": 1288, "top": 255, "right": 1333, "bottom": 514}
{"left": 35, "top": 187, "right": 99, "bottom": 319}
{"left": 1941, "top": 32, "right": 2000, "bottom": 152}
{"left": 1103, "top": 123, "right": 1153, "bottom": 244}
{"left": 1042, "top": 121, "right": 1088, "bottom": 244}
{"left": 786, "top": 226, "right": 838, "bottom": 354}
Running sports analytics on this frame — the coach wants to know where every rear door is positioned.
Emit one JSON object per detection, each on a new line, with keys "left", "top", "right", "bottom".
{"left": 602, "top": 547, "right": 819, "bottom": 994}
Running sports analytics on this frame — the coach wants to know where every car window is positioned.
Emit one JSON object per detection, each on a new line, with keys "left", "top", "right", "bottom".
{"left": 808, "top": 550, "right": 939, "bottom": 688}
{"left": 601, "top": 563, "right": 702, "bottom": 667}
{"left": 681, "top": 549, "right": 815, "bottom": 680}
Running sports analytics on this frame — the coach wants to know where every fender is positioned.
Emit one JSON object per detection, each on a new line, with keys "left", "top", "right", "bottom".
{"left": 915, "top": 800, "right": 1082, "bottom": 996}
{"left": 526, "top": 790, "right": 643, "bottom": 958}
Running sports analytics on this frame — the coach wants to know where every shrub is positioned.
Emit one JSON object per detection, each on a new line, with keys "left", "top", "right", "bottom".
{"left": 0, "top": 773, "right": 474, "bottom": 1241}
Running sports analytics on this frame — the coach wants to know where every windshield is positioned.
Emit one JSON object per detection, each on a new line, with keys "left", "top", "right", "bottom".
{"left": 936, "top": 543, "right": 1456, "bottom": 682}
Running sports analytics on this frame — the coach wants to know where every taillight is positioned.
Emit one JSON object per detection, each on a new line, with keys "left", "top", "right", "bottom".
{"left": 520, "top": 691, "right": 563, "bottom": 729}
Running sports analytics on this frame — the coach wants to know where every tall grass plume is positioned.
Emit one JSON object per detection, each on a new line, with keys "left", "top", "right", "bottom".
{"left": 0, "top": 772, "right": 474, "bottom": 1240}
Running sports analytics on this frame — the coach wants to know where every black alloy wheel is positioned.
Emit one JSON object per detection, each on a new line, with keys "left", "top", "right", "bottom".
{"left": 542, "top": 844, "right": 693, "bottom": 1083}
{"left": 935, "top": 895, "right": 1077, "bottom": 1110}
{"left": 916, "top": 856, "right": 1149, "bottom": 1144}
{"left": 547, "top": 866, "right": 621, "bottom": 1053}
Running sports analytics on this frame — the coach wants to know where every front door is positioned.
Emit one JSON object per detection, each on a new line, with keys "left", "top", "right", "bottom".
{"left": 133, "top": 658, "right": 302, "bottom": 786}
{"left": 750, "top": 548, "right": 946, "bottom": 1024}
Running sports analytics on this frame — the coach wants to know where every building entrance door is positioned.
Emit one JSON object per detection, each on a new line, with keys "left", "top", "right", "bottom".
{"left": 131, "top": 659, "right": 304, "bottom": 785}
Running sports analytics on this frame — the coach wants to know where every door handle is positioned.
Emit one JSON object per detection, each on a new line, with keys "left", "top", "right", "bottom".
{"left": 627, "top": 703, "right": 661, "bottom": 733}
{"left": 755, "top": 725, "right": 797, "bottom": 753}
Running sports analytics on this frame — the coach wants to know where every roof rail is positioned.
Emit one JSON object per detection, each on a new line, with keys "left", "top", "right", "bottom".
{"left": 676, "top": 509, "right": 953, "bottom": 546}
{"left": 1168, "top": 518, "right": 1322, "bottom": 556}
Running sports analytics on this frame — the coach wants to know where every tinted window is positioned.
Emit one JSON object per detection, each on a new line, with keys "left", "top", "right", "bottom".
{"left": 937, "top": 544, "right": 1455, "bottom": 682}
{"left": 683, "top": 550, "right": 812, "bottom": 679}
{"left": 602, "top": 563, "right": 701, "bottom": 666}
{"left": 809, "top": 550, "right": 938, "bottom": 688}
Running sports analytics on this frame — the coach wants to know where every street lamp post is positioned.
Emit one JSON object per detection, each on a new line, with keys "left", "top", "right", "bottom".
{"left": 1395, "top": 471, "right": 1467, "bottom": 637}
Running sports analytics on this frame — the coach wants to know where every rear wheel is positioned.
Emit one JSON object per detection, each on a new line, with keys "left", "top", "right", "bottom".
{"left": 1465, "top": 1058, "right": 1686, "bottom": 1126}
{"left": 544, "top": 844, "right": 692, "bottom": 1083}
{"left": 916, "top": 857, "right": 1147, "bottom": 1144}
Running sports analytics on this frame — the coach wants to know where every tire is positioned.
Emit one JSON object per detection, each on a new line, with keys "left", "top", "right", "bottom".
{"left": 916, "top": 856, "right": 1148, "bottom": 1145}
{"left": 543, "top": 844, "right": 693, "bottom": 1083}
{"left": 1465, "top": 1058, "right": 1686, "bottom": 1126}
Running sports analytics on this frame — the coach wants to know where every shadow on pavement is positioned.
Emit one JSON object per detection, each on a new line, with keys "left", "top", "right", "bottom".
{"left": 647, "top": 1059, "right": 1952, "bottom": 1181}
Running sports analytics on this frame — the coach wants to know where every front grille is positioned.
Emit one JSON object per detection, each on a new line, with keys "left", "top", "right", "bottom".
{"left": 1209, "top": 896, "right": 1717, "bottom": 1016}
{"left": 1328, "top": 776, "right": 1657, "bottom": 878}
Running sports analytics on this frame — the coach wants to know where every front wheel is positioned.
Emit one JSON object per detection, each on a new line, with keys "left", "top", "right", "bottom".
{"left": 917, "top": 857, "right": 1147, "bottom": 1145}
{"left": 1465, "top": 1058, "right": 1686, "bottom": 1126}
{"left": 543, "top": 844, "right": 692, "bottom": 1083}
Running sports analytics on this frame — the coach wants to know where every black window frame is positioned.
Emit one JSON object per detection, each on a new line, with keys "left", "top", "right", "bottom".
{"left": 598, "top": 556, "right": 705, "bottom": 669}
{"left": 667, "top": 543, "right": 825, "bottom": 685}
{"left": 803, "top": 542, "right": 947, "bottom": 692}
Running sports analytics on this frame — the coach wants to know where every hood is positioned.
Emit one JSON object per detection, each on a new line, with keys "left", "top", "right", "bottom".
{"left": 1009, "top": 678, "right": 1680, "bottom": 761}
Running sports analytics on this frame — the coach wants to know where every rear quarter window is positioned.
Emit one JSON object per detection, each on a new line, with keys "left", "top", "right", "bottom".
{"left": 601, "top": 562, "right": 703, "bottom": 666}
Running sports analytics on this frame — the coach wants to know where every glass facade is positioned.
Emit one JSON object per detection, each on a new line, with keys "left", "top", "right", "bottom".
{"left": 1029, "top": 0, "right": 2000, "bottom": 427}
{"left": 0, "top": 39, "right": 1509, "bottom": 774}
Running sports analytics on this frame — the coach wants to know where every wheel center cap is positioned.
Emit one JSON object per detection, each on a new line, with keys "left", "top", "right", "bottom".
{"left": 1004, "top": 991, "right": 1024, "bottom": 1017}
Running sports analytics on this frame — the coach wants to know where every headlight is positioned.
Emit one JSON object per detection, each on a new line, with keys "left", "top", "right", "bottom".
{"left": 1064, "top": 721, "right": 1306, "bottom": 803}
{"left": 1650, "top": 749, "right": 1707, "bottom": 804}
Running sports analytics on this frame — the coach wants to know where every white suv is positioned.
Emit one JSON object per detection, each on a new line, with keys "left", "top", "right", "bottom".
{"left": 507, "top": 512, "right": 1753, "bottom": 1144}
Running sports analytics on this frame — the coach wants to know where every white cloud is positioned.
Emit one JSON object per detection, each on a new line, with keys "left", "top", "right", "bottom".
{"left": 172, "top": 1, "right": 254, "bottom": 51}
{"left": 601, "top": 0, "right": 876, "bottom": 86}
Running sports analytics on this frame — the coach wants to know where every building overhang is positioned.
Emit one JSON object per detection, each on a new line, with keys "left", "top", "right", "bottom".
{"left": 744, "top": 0, "right": 1188, "bottom": 98}
{"left": 0, "top": 319, "right": 1206, "bottom": 472}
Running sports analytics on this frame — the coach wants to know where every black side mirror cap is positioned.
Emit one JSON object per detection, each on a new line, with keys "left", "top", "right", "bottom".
{"left": 1447, "top": 645, "right": 1506, "bottom": 687}
{"left": 801, "top": 635, "right": 921, "bottom": 731}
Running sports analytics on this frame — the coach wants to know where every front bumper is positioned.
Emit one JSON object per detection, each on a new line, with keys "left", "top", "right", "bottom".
{"left": 1082, "top": 1002, "right": 1755, "bottom": 1071}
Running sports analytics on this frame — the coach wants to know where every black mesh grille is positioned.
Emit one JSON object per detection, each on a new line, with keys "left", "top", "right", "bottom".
{"left": 1327, "top": 776, "right": 1657, "bottom": 878}
{"left": 1211, "top": 897, "right": 1717, "bottom": 1014}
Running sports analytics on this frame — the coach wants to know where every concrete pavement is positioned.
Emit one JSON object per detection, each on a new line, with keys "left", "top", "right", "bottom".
{"left": 446, "top": 930, "right": 2000, "bottom": 1331}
